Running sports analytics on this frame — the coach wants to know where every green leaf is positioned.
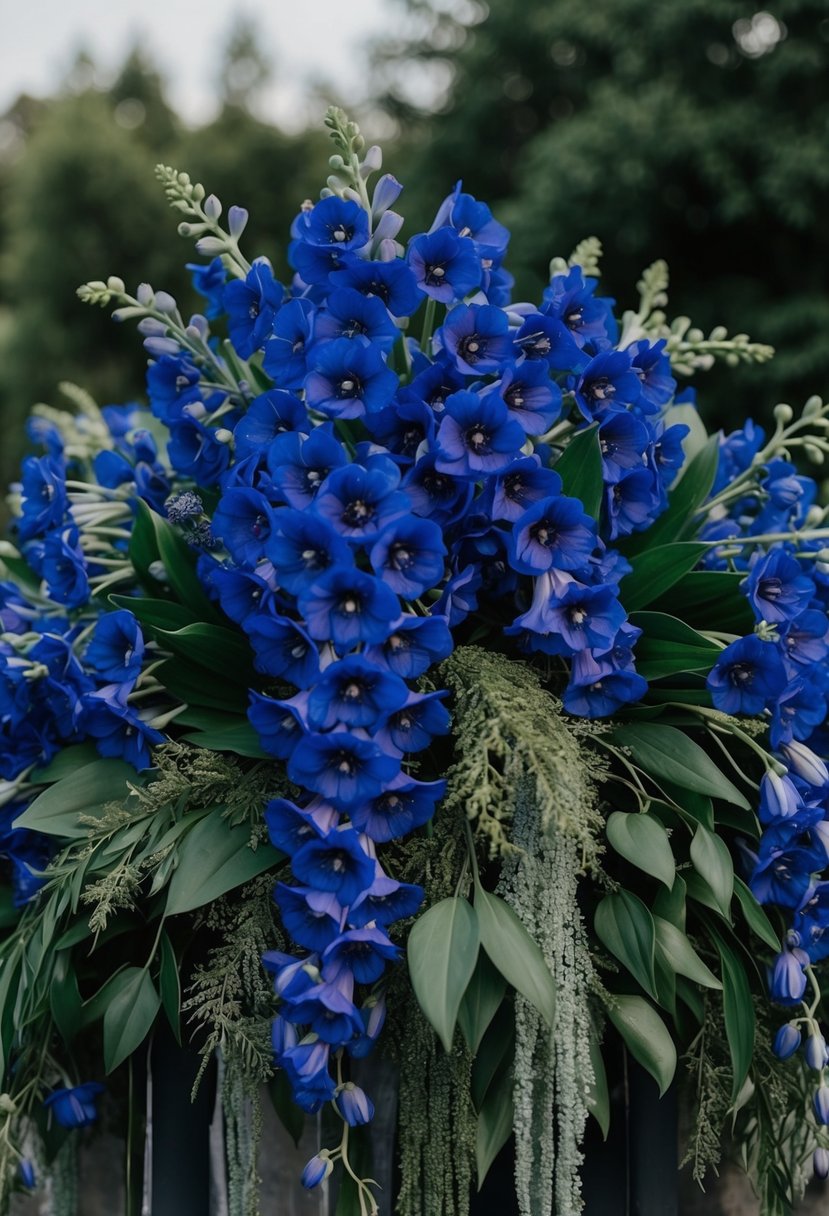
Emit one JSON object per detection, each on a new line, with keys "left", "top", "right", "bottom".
{"left": 553, "top": 423, "right": 603, "bottom": 518}
{"left": 652, "top": 572, "right": 754, "bottom": 634}
{"left": 155, "top": 658, "right": 248, "bottom": 713}
{"left": 654, "top": 917, "right": 722, "bottom": 989}
{"left": 458, "top": 950, "right": 508, "bottom": 1054}
{"left": 711, "top": 929, "right": 755, "bottom": 1100}
{"left": 407, "top": 897, "right": 480, "bottom": 1053}
{"left": 471, "top": 1000, "right": 514, "bottom": 1111}
{"left": 606, "top": 811, "right": 675, "bottom": 888}
{"left": 594, "top": 891, "right": 657, "bottom": 999}
{"left": 131, "top": 500, "right": 221, "bottom": 621}
{"left": 733, "top": 876, "right": 780, "bottom": 953}
{"left": 625, "top": 435, "right": 719, "bottom": 554}
{"left": 475, "top": 1056, "right": 514, "bottom": 1190}
{"left": 621, "top": 543, "right": 708, "bottom": 612}
{"left": 165, "top": 813, "right": 282, "bottom": 917}
{"left": 606, "top": 995, "right": 676, "bottom": 1096}
{"left": 684, "top": 871, "right": 730, "bottom": 921}
{"left": 586, "top": 1022, "right": 610, "bottom": 1139}
{"left": 110, "top": 594, "right": 197, "bottom": 632}
{"left": 50, "top": 951, "right": 83, "bottom": 1046}
{"left": 474, "top": 886, "right": 556, "bottom": 1026}
{"left": 148, "top": 622, "right": 255, "bottom": 683}
{"left": 657, "top": 783, "right": 715, "bottom": 830}
{"left": 690, "top": 824, "right": 734, "bottom": 918}
{"left": 32, "top": 742, "right": 101, "bottom": 785}
{"left": 0, "top": 888, "right": 20, "bottom": 930}
{"left": 628, "top": 611, "right": 722, "bottom": 680}
{"left": 268, "top": 1072, "right": 305, "bottom": 1148}
{"left": 652, "top": 874, "right": 687, "bottom": 931}
{"left": 14, "top": 759, "right": 137, "bottom": 838}
{"left": 158, "top": 931, "right": 181, "bottom": 1044}
{"left": 608, "top": 723, "right": 750, "bottom": 809}
{"left": 181, "top": 722, "right": 270, "bottom": 760}
{"left": 103, "top": 967, "right": 161, "bottom": 1073}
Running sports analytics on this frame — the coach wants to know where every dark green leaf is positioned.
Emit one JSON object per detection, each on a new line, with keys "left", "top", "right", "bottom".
{"left": 131, "top": 500, "right": 221, "bottom": 621}
{"left": 606, "top": 995, "right": 676, "bottom": 1096}
{"left": 621, "top": 543, "right": 708, "bottom": 612}
{"left": 609, "top": 723, "right": 750, "bottom": 809}
{"left": 652, "top": 874, "right": 687, "bottom": 931}
{"left": 684, "top": 871, "right": 730, "bottom": 920}
{"left": 458, "top": 950, "right": 508, "bottom": 1054}
{"left": 629, "top": 611, "right": 722, "bottom": 680}
{"left": 0, "top": 888, "right": 20, "bottom": 930}
{"left": 471, "top": 1000, "right": 514, "bottom": 1111}
{"left": 711, "top": 929, "right": 755, "bottom": 1100}
{"left": 154, "top": 658, "right": 248, "bottom": 712}
{"left": 149, "top": 623, "right": 254, "bottom": 683}
{"left": 733, "top": 876, "right": 780, "bottom": 953}
{"left": 654, "top": 917, "right": 722, "bottom": 989}
{"left": 103, "top": 967, "right": 161, "bottom": 1073}
{"left": 268, "top": 1072, "right": 305, "bottom": 1148}
{"left": 158, "top": 931, "right": 181, "bottom": 1044}
{"left": 690, "top": 825, "right": 734, "bottom": 917}
{"left": 553, "top": 423, "right": 603, "bottom": 518}
{"left": 606, "top": 811, "right": 675, "bottom": 888}
{"left": 475, "top": 1057, "right": 514, "bottom": 1190}
{"left": 652, "top": 572, "right": 754, "bottom": 634}
{"left": 657, "top": 783, "right": 715, "bottom": 830}
{"left": 624, "top": 435, "right": 719, "bottom": 554}
{"left": 110, "top": 594, "right": 197, "bottom": 632}
{"left": 594, "top": 891, "right": 657, "bottom": 999}
{"left": 475, "top": 885, "right": 556, "bottom": 1026}
{"left": 586, "top": 1023, "right": 610, "bottom": 1139}
{"left": 32, "top": 743, "right": 101, "bottom": 785}
{"left": 14, "top": 759, "right": 137, "bottom": 838}
{"left": 50, "top": 951, "right": 83, "bottom": 1046}
{"left": 407, "top": 897, "right": 479, "bottom": 1053}
{"left": 166, "top": 813, "right": 282, "bottom": 917}
{"left": 182, "top": 722, "right": 270, "bottom": 760}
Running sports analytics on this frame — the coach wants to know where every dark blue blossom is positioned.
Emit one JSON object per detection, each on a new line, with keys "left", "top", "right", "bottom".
{"left": 233, "top": 390, "right": 307, "bottom": 459}
{"left": 369, "top": 516, "right": 446, "bottom": 599}
{"left": 298, "top": 196, "right": 370, "bottom": 251}
{"left": 81, "top": 685, "right": 164, "bottom": 770}
{"left": 289, "top": 822, "right": 378, "bottom": 895}
{"left": 167, "top": 415, "right": 231, "bottom": 486}
{"left": 403, "top": 454, "right": 475, "bottom": 526}
{"left": 313, "top": 288, "right": 398, "bottom": 352}
{"left": 406, "top": 228, "right": 481, "bottom": 304}
{"left": 707, "top": 634, "right": 787, "bottom": 715}
{"left": 335, "top": 1083, "right": 375, "bottom": 1127}
{"left": 306, "top": 656, "right": 408, "bottom": 731}
{"left": 298, "top": 568, "right": 399, "bottom": 650}
{"left": 541, "top": 266, "right": 617, "bottom": 349}
{"left": 628, "top": 339, "right": 676, "bottom": 412}
{"left": 605, "top": 467, "right": 661, "bottom": 539}
{"left": 304, "top": 338, "right": 397, "bottom": 420}
{"left": 266, "top": 509, "right": 353, "bottom": 594}
{"left": 434, "top": 390, "right": 525, "bottom": 479}
{"left": 744, "top": 549, "right": 815, "bottom": 625}
{"left": 18, "top": 456, "right": 67, "bottom": 542}
{"left": 364, "top": 613, "right": 453, "bottom": 678}
{"left": 312, "top": 459, "right": 409, "bottom": 542}
{"left": 245, "top": 614, "right": 320, "bottom": 686}
{"left": 187, "top": 256, "right": 226, "bottom": 318}
{"left": 44, "top": 1083, "right": 105, "bottom": 1129}
{"left": 493, "top": 362, "right": 562, "bottom": 436}
{"left": 323, "top": 927, "right": 399, "bottom": 985}
{"left": 510, "top": 496, "right": 597, "bottom": 575}
{"left": 574, "top": 350, "right": 641, "bottom": 420}
{"left": 439, "top": 304, "right": 513, "bottom": 375}
{"left": 224, "top": 259, "right": 284, "bottom": 359}
{"left": 247, "top": 690, "right": 308, "bottom": 759}
{"left": 267, "top": 427, "right": 347, "bottom": 508}
{"left": 85, "top": 610, "right": 145, "bottom": 683}
{"left": 513, "top": 313, "right": 584, "bottom": 370}
{"left": 273, "top": 885, "right": 342, "bottom": 952}
{"left": 41, "top": 526, "right": 89, "bottom": 608}
{"left": 213, "top": 488, "right": 276, "bottom": 566}
{"left": 329, "top": 257, "right": 422, "bottom": 317}
{"left": 376, "top": 689, "right": 450, "bottom": 753}
{"left": 146, "top": 353, "right": 201, "bottom": 423}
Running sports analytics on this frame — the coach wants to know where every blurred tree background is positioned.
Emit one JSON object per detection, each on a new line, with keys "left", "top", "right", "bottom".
{"left": 1, "top": 0, "right": 828, "bottom": 499}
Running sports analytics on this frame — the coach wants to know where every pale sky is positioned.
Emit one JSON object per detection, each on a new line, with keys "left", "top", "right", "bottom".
{"left": 0, "top": 0, "right": 399, "bottom": 130}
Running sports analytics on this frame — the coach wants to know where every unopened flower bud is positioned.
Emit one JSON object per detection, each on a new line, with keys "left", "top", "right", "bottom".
{"left": 772, "top": 1022, "right": 801, "bottom": 1060}
{"left": 153, "top": 291, "right": 177, "bottom": 314}
{"left": 773, "top": 402, "right": 794, "bottom": 425}
{"left": 806, "top": 1033, "right": 827, "bottom": 1071}
{"left": 136, "top": 283, "right": 154, "bottom": 306}
{"left": 814, "top": 1147, "right": 829, "bottom": 1179}
{"left": 195, "top": 236, "right": 227, "bottom": 257}
{"left": 203, "top": 194, "right": 222, "bottom": 221}
{"left": 335, "top": 1082, "right": 375, "bottom": 1127}
{"left": 227, "top": 206, "right": 249, "bottom": 239}
{"left": 106, "top": 276, "right": 125, "bottom": 294}
{"left": 815, "top": 1084, "right": 829, "bottom": 1125}
{"left": 301, "top": 1151, "right": 334, "bottom": 1189}
{"left": 803, "top": 395, "right": 824, "bottom": 419}
{"left": 781, "top": 742, "right": 829, "bottom": 789}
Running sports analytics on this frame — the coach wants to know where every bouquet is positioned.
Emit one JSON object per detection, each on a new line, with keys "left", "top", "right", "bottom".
{"left": 1, "top": 106, "right": 828, "bottom": 1216}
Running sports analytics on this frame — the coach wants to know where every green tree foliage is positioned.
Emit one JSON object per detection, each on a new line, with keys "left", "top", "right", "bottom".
{"left": 375, "top": 0, "right": 829, "bottom": 422}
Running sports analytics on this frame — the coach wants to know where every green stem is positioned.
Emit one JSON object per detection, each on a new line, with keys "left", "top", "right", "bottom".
{"left": 420, "top": 298, "right": 437, "bottom": 354}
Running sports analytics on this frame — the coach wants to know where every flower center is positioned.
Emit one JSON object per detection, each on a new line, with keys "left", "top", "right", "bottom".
{"left": 342, "top": 499, "right": 373, "bottom": 527}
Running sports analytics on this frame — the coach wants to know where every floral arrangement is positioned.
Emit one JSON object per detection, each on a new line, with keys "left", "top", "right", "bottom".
{"left": 1, "top": 107, "right": 829, "bottom": 1216}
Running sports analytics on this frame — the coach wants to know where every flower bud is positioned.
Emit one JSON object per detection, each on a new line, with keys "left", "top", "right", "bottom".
{"left": 362, "top": 144, "right": 383, "bottom": 174}
{"left": 195, "top": 236, "right": 228, "bottom": 257}
{"left": 803, "top": 395, "right": 824, "bottom": 419}
{"left": 781, "top": 742, "right": 829, "bottom": 789}
{"left": 806, "top": 1033, "right": 827, "bottom": 1071}
{"left": 136, "top": 282, "right": 154, "bottom": 306}
{"left": 373, "top": 209, "right": 404, "bottom": 243}
{"left": 214, "top": 428, "right": 234, "bottom": 445}
{"left": 153, "top": 291, "right": 177, "bottom": 314}
{"left": 335, "top": 1082, "right": 375, "bottom": 1126}
{"left": 106, "top": 276, "right": 125, "bottom": 294}
{"left": 301, "top": 1151, "right": 333, "bottom": 1190}
{"left": 773, "top": 402, "right": 794, "bottom": 425}
{"left": 18, "top": 1160, "right": 35, "bottom": 1189}
{"left": 760, "top": 770, "right": 802, "bottom": 822}
{"left": 137, "top": 318, "right": 168, "bottom": 337}
{"left": 203, "top": 194, "right": 222, "bottom": 221}
{"left": 814, "top": 1147, "right": 829, "bottom": 1179}
{"left": 371, "top": 174, "right": 402, "bottom": 218}
{"left": 227, "top": 206, "right": 249, "bottom": 239}
{"left": 815, "top": 1084, "right": 829, "bottom": 1125}
{"left": 772, "top": 1023, "right": 801, "bottom": 1060}
{"left": 771, "top": 949, "right": 808, "bottom": 1003}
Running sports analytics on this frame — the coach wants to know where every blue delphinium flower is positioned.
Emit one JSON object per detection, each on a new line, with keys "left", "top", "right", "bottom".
{"left": 406, "top": 228, "right": 481, "bottom": 304}
{"left": 304, "top": 338, "right": 397, "bottom": 420}
{"left": 85, "top": 611, "right": 145, "bottom": 683}
{"left": 224, "top": 259, "right": 284, "bottom": 359}
{"left": 434, "top": 390, "right": 525, "bottom": 478}
{"left": 44, "top": 1082, "right": 105, "bottom": 1129}
{"left": 707, "top": 634, "right": 787, "bottom": 715}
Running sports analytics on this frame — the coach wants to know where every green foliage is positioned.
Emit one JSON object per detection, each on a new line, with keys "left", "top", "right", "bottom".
{"left": 407, "top": 896, "right": 480, "bottom": 1053}
{"left": 552, "top": 423, "right": 603, "bottom": 517}
{"left": 606, "top": 995, "right": 677, "bottom": 1096}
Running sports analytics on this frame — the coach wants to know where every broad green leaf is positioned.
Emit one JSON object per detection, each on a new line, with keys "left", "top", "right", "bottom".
{"left": 149, "top": 622, "right": 254, "bottom": 683}
{"left": 594, "top": 891, "right": 657, "bottom": 999}
{"left": 110, "top": 594, "right": 197, "bottom": 632}
{"left": 268, "top": 1072, "right": 305, "bottom": 1148}
{"left": 621, "top": 543, "right": 708, "bottom": 612}
{"left": 407, "top": 897, "right": 479, "bottom": 1053}
{"left": 654, "top": 917, "right": 722, "bottom": 989}
{"left": 131, "top": 500, "right": 221, "bottom": 622}
{"left": 182, "top": 722, "right": 270, "bottom": 760}
{"left": 711, "top": 929, "right": 755, "bottom": 1100}
{"left": 158, "top": 931, "right": 181, "bottom": 1044}
{"left": 586, "top": 1022, "right": 610, "bottom": 1139}
{"left": 471, "top": 1000, "right": 514, "bottom": 1111}
{"left": 684, "top": 871, "right": 730, "bottom": 921}
{"left": 32, "top": 742, "right": 101, "bottom": 785}
{"left": 103, "top": 967, "right": 161, "bottom": 1073}
{"left": 657, "top": 783, "right": 715, "bottom": 830}
{"left": 474, "top": 886, "right": 556, "bottom": 1027}
{"left": 733, "top": 876, "right": 780, "bottom": 953}
{"left": 14, "top": 759, "right": 137, "bottom": 838}
{"left": 609, "top": 723, "right": 750, "bottom": 810}
{"left": 628, "top": 611, "right": 722, "bottom": 680}
{"left": 652, "top": 572, "right": 754, "bottom": 634}
{"left": 652, "top": 874, "right": 687, "bottom": 931}
{"left": 606, "top": 995, "right": 676, "bottom": 1096}
{"left": 155, "top": 658, "right": 248, "bottom": 713}
{"left": 80, "top": 965, "right": 133, "bottom": 1029}
{"left": 475, "top": 1057, "right": 514, "bottom": 1190}
{"left": 606, "top": 811, "right": 675, "bottom": 888}
{"left": 624, "top": 434, "right": 719, "bottom": 554}
{"left": 553, "top": 423, "right": 603, "bottom": 518}
{"left": 690, "top": 825, "right": 734, "bottom": 918}
{"left": 50, "top": 951, "right": 83, "bottom": 1045}
{"left": 165, "top": 813, "right": 282, "bottom": 917}
{"left": 458, "top": 950, "right": 508, "bottom": 1054}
